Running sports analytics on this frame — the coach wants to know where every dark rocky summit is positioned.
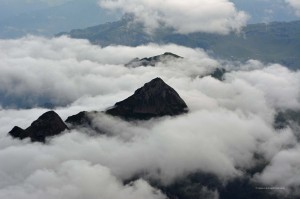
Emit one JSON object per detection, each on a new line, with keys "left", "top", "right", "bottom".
{"left": 125, "top": 52, "right": 182, "bottom": 67}
{"left": 106, "top": 77, "right": 188, "bottom": 120}
{"left": 8, "top": 111, "right": 68, "bottom": 142}
{"left": 65, "top": 111, "right": 90, "bottom": 126}
{"left": 65, "top": 111, "right": 97, "bottom": 127}
{"left": 8, "top": 126, "right": 28, "bottom": 140}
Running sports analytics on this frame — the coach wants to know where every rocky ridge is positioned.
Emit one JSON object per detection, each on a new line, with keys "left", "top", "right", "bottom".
{"left": 8, "top": 77, "right": 188, "bottom": 140}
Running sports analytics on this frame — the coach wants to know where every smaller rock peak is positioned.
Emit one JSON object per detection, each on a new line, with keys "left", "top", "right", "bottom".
{"left": 163, "top": 52, "right": 182, "bottom": 58}
{"left": 8, "top": 110, "right": 68, "bottom": 142}
{"left": 37, "top": 111, "right": 60, "bottom": 120}
{"left": 30, "top": 111, "right": 64, "bottom": 128}
{"left": 125, "top": 52, "right": 182, "bottom": 67}
{"left": 8, "top": 126, "right": 27, "bottom": 140}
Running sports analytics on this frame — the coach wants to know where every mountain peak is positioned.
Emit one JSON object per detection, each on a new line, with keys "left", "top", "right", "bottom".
{"left": 163, "top": 52, "right": 181, "bottom": 58}
{"left": 106, "top": 77, "right": 188, "bottom": 120}
{"left": 125, "top": 52, "right": 182, "bottom": 67}
{"left": 8, "top": 111, "right": 68, "bottom": 142}
{"left": 136, "top": 76, "right": 163, "bottom": 87}
{"left": 150, "top": 77, "right": 164, "bottom": 82}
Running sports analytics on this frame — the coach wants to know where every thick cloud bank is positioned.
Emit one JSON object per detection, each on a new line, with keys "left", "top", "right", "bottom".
{"left": 0, "top": 36, "right": 218, "bottom": 108}
{"left": 255, "top": 146, "right": 300, "bottom": 195}
{"left": 286, "top": 0, "right": 300, "bottom": 16}
{"left": 98, "top": 0, "right": 249, "bottom": 34}
{"left": 0, "top": 36, "right": 300, "bottom": 198}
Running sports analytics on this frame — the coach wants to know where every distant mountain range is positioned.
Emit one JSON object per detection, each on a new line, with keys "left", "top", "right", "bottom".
{"left": 58, "top": 17, "right": 300, "bottom": 69}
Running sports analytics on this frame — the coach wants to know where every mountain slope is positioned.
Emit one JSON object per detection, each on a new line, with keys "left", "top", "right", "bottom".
{"left": 60, "top": 18, "right": 300, "bottom": 69}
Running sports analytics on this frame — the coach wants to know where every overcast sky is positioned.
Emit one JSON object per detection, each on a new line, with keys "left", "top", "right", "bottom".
{"left": 0, "top": 0, "right": 299, "bottom": 39}
{"left": 0, "top": 0, "right": 299, "bottom": 23}
{"left": 98, "top": 0, "right": 300, "bottom": 34}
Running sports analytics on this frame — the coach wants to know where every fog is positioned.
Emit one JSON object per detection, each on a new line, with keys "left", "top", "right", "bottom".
{"left": 0, "top": 36, "right": 299, "bottom": 198}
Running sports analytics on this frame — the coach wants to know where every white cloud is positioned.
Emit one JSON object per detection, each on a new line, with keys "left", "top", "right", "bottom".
{"left": 98, "top": 0, "right": 249, "bottom": 34}
{"left": 286, "top": 0, "right": 300, "bottom": 16}
{"left": 226, "top": 62, "right": 300, "bottom": 110}
{"left": 0, "top": 36, "right": 218, "bottom": 108}
{"left": 0, "top": 36, "right": 300, "bottom": 197}
{"left": 254, "top": 146, "right": 300, "bottom": 195}
{"left": 0, "top": 158, "right": 166, "bottom": 199}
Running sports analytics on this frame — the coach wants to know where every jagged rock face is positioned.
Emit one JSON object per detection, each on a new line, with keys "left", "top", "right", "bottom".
{"left": 65, "top": 111, "right": 95, "bottom": 127}
{"left": 8, "top": 111, "right": 68, "bottom": 142}
{"left": 125, "top": 52, "right": 182, "bottom": 67}
{"left": 106, "top": 77, "right": 188, "bottom": 120}
{"left": 65, "top": 111, "right": 106, "bottom": 134}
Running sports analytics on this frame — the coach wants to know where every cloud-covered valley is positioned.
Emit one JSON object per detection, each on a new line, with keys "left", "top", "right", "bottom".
{"left": 0, "top": 36, "right": 300, "bottom": 198}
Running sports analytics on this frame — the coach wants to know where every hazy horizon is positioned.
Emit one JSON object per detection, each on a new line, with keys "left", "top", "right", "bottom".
{"left": 0, "top": 0, "right": 299, "bottom": 39}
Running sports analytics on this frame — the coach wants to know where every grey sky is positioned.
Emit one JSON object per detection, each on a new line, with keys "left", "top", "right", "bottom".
{"left": 0, "top": 0, "right": 299, "bottom": 39}
{"left": 231, "top": 0, "right": 299, "bottom": 23}
{"left": 0, "top": 0, "right": 299, "bottom": 23}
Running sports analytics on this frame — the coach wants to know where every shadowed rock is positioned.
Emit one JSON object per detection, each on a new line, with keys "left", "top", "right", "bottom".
{"left": 8, "top": 111, "right": 68, "bottom": 142}
{"left": 106, "top": 77, "right": 188, "bottom": 120}
{"left": 8, "top": 126, "right": 28, "bottom": 140}
{"left": 65, "top": 111, "right": 109, "bottom": 135}
{"left": 65, "top": 111, "right": 97, "bottom": 127}
{"left": 125, "top": 52, "right": 182, "bottom": 67}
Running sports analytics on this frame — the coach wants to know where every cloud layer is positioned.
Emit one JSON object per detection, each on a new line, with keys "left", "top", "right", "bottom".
{"left": 0, "top": 36, "right": 218, "bottom": 108}
{"left": 0, "top": 36, "right": 300, "bottom": 198}
{"left": 99, "top": 0, "right": 249, "bottom": 34}
{"left": 286, "top": 0, "right": 300, "bottom": 16}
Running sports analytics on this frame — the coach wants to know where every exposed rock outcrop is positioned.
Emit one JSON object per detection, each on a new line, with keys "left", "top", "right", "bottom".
{"left": 65, "top": 111, "right": 97, "bottom": 127}
{"left": 106, "top": 77, "right": 188, "bottom": 120}
{"left": 8, "top": 111, "right": 68, "bottom": 142}
{"left": 8, "top": 78, "right": 188, "bottom": 141}
{"left": 125, "top": 52, "right": 182, "bottom": 67}
{"left": 8, "top": 126, "right": 28, "bottom": 140}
